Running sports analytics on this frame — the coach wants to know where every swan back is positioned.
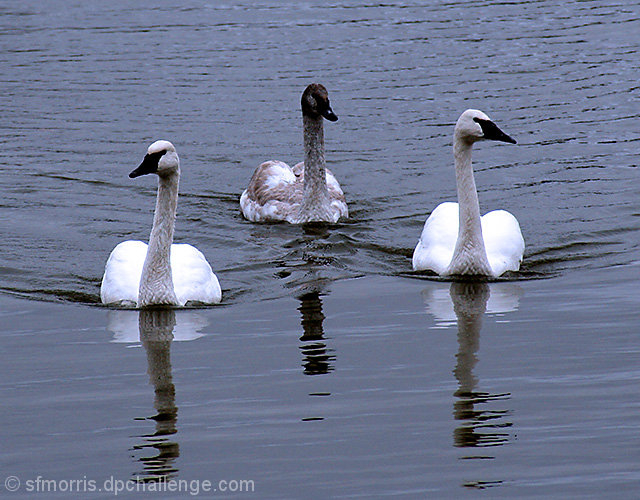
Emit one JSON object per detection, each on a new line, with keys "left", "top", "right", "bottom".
{"left": 101, "top": 240, "right": 148, "bottom": 306}
{"left": 412, "top": 202, "right": 458, "bottom": 274}
{"left": 170, "top": 243, "right": 222, "bottom": 305}
{"left": 413, "top": 204, "right": 524, "bottom": 278}
{"left": 101, "top": 242, "right": 222, "bottom": 306}
{"left": 481, "top": 210, "right": 525, "bottom": 276}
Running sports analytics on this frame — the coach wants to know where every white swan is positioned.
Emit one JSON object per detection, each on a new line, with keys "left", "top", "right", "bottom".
{"left": 101, "top": 140, "right": 221, "bottom": 307}
{"left": 412, "top": 109, "right": 524, "bottom": 277}
{"left": 240, "top": 83, "right": 348, "bottom": 224}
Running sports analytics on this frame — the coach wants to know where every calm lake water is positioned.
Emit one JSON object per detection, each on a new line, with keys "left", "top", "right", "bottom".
{"left": 1, "top": 1, "right": 639, "bottom": 498}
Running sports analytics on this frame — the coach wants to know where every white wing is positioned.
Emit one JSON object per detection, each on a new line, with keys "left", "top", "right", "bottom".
{"left": 101, "top": 241, "right": 221, "bottom": 306}
{"left": 100, "top": 240, "right": 147, "bottom": 306}
{"left": 412, "top": 202, "right": 459, "bottom": 273}
{"left": 171, "top": 243, "right": 222, "bottom": 305}
{"left": 481, "top": 209, "right": 525, "bottom": 276}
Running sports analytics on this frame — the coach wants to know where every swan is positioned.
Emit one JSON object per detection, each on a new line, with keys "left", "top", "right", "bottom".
{"left": 240, "top": 83, "right": 348, "bottom": 224}
{"left": 101, "top": 140, "right": 221, "bottom": 307}
{"left": 412, "top": 109, "right": 524, "bottom": 277}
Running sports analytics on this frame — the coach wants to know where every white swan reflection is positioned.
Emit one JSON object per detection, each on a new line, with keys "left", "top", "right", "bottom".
{"left": 422, "top": 281, "right": 523, "bottom": 329}
{"left": 107, "top": 309, "right": 208, "bottom": 343}
{"left": 106, "top": 309, "right": 209, "bottom": 483}
{"left": 423, "top": 281, "right": 522, "bottom": 464}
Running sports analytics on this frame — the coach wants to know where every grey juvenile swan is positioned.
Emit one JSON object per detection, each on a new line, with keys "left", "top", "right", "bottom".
{"left": 240, "top": 84, "right": 348, "bottom": 224}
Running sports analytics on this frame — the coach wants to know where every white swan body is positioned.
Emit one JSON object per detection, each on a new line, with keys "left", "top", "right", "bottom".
{"left": 101, "top": 140, "right": 221, "bottom": 307}
{"left": 413, "top": 202, "right": 524, "bottom": 276}
{"left": 240, "top": 84, "right": 348, "bottom": 224}
{"left": 412, "top": 110, "right": 524, "bottom": 277}
{"left": 101, "top": 241, "right": 221, "bottom": 306}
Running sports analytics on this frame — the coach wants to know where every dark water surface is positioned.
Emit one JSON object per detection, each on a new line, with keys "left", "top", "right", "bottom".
{"left": 1, "top": 1, "right": 639, "bottom": 498}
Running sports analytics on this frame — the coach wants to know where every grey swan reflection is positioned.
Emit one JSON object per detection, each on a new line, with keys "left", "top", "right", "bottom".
{"left": 423, "top": 281, "right": 522, "bottom": 463}
{"left": 298, "top": 291, "right": 335, "bottom": 376}
{"left": 272, "top": 235, "right": 338, "bottom": 377}
{"left": 449, "top": 282, "right": 512, "bottom": 457}
{"left": 106, "top": 309, "right": 209, "bottom": 482}
{"left": 133, "top": 309, "right": 179, "bottom": 483}
{"left": 296, "top": 289, "right": 336, "bottom": 423}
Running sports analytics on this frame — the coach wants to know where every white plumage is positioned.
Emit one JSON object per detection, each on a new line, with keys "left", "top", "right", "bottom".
{"left": 101, "top": 241, "right": 221, "bottom": 307}
{"left": 413, "top": 110, "right": 524, "bottom": 278}
{"left": 413, "top": 203, "right": 524, "bottom": 277}
{"left": 101, "top": 140, "right": 221, "bottom": 307}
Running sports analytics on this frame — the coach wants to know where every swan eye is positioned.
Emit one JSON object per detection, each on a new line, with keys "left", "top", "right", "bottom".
{"left": 301, "top": 83, "right": 337, "bottom": 121}
{"left": 146, "top": 149, "right": 167, "bottom": 166}
{"left": 472, "top": 117, "right": 516, "bottom": 144}
{"left": 129, "top": 149, "right": 167, "bottom": 178}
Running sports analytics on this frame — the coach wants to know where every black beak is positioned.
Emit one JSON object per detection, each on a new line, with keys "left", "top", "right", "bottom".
{"left": 474, "top": 118, "right": 516, "bottom": 144}
{"left": 129, "top": 151, "right": 163, "bottom": 178}
{"left": 322, "top": 105, "right": 338, "bottom": 122}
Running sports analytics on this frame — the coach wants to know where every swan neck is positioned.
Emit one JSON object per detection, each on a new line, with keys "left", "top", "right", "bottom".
{"left": 293, "top": 114, "right": 331, "bottom": 222}
{"left": 139, "top": 171, "right": 180, "bottom": 306}
{"left": 448, "top": 139, "right": 492, "bottom": 275}
{"left": 454, "top": 141, "right": 482, "bottom": 236}
{"left": 302, "top": 115, "right": 329, "bottom": 200}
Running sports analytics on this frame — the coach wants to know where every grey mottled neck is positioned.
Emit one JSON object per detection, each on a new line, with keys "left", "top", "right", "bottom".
{"left": 446, "top": 140, "right": 492, "bottom": 276}
{"left": 138, "top": 172, "right": 180, "bottom": 307}
{"left": 296, "top": 114, "right": 331, "bottom": 222}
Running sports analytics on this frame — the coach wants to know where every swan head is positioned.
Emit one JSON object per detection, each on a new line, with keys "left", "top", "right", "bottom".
{"left": 301, "top": 83, "right": 338, "bottom": 122}
{"left": 455, "top": 109, "right": 516, "bottom": 145}
{"left": 129, "top": 140, "right": 180, "bottom": 178}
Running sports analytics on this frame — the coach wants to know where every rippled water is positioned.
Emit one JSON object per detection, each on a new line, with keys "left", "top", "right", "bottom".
{"left": 1, "top": 1, "right": 639, "bottom": 498}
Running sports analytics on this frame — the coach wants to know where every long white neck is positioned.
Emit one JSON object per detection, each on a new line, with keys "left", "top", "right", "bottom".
{"left": 296, "top": 114, "right": 331, "bottom": 222}
{"left": 446, "top": 138, "right": 492, "bottom": 276}
{"left": 138, "top": 172, "right": 180, "bottom": 307}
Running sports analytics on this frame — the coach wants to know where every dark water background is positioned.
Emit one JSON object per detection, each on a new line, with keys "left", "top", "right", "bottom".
{"left": 1, "top": 1, "right": 638, "bottom": 498}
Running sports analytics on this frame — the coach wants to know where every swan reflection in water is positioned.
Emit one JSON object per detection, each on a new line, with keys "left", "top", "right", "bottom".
{"left": 107, "top": 309, "right": 208, "bottom": 482}
{"left": 423, "top": 281, "right": 522, "bottom": 465}
{"left": 298, "top": 291, "right": 335, "bottom": 376}
{"left": 296, "top": 289, "right": 336, "bottom": 423}
{"left": 274, "top": 224, "right": 338, "bottom": 377}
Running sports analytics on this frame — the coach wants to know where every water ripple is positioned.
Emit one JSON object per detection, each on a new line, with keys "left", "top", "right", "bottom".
{"left": 1, "top": 1, "right": 638, "bottom": 304}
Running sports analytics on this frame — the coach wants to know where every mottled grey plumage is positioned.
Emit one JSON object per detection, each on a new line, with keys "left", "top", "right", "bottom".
{"left": 240, "top": 84, "right": 348, "bottom": 224}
